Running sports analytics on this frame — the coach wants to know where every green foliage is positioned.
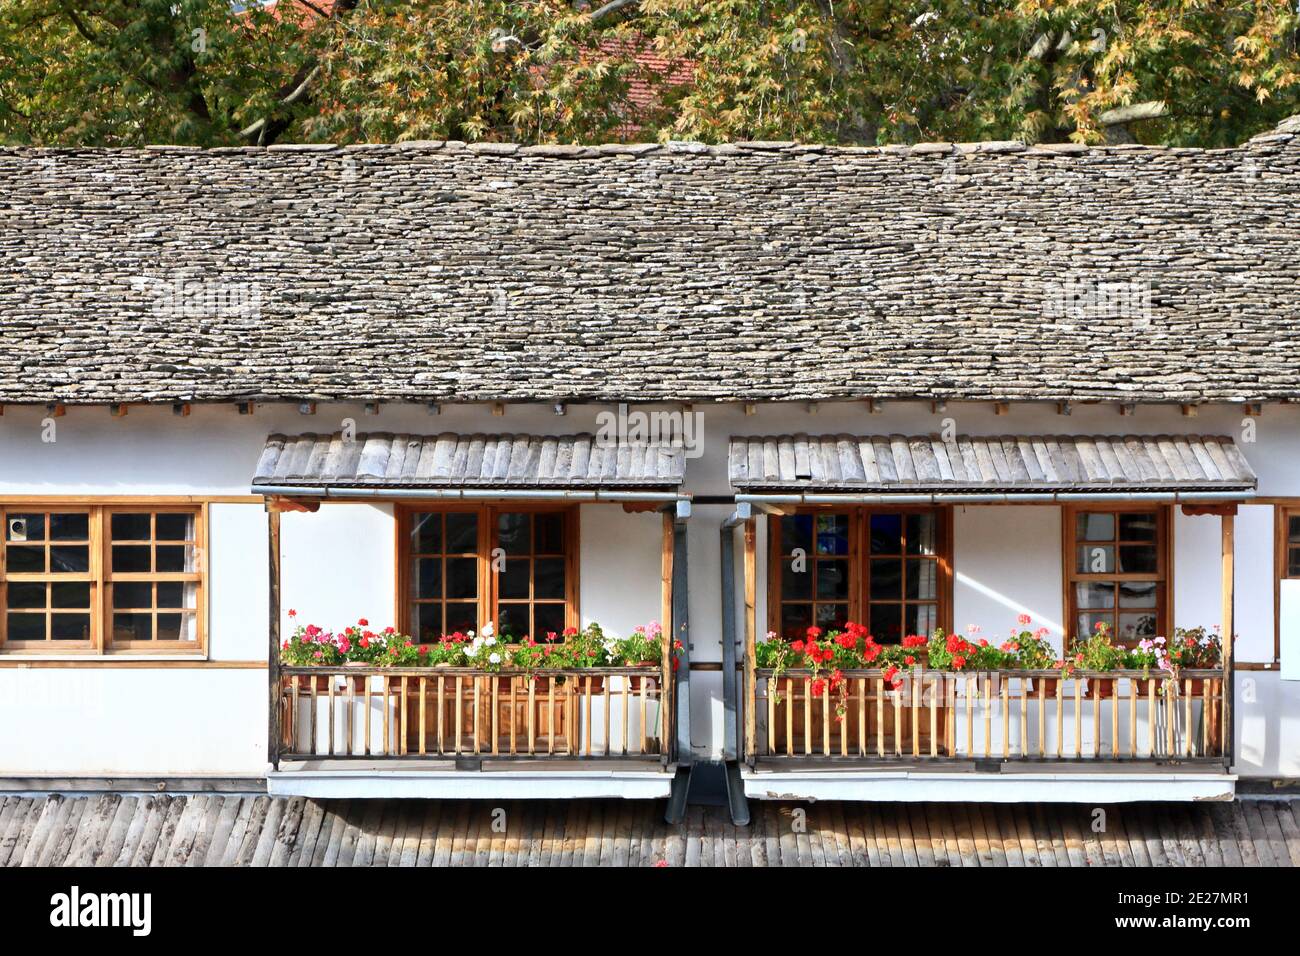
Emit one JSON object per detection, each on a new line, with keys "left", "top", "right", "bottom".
{"left": 2, "top": 1, "right": 1297, "bottom": 147}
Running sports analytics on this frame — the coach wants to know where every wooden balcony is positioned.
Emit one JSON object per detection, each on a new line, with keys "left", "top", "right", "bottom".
{"left": 278, "top": 666, "right": 672, "bottom": 763}
{"left": 746, "top": 667, "right": 1227, "bottom": 764}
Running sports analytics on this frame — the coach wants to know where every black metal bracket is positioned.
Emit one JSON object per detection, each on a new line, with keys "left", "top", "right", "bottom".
{"left": 665, "top": 766, "right": 691, "bottom": 824}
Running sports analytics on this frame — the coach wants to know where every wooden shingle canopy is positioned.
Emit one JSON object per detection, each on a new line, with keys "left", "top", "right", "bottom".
{"left": 253, "top": 432, "right": 687, "bottom": 491}
{"left": 728, "top": 434, "right": 1257, "bottom": 495}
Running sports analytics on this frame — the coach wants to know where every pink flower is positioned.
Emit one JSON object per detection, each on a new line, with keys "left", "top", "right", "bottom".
{"left": 1017, "top": 614, "right": 1031, "bottom": 626}
{"left": 288, "top": 608, "right": 297, "bottom": 618}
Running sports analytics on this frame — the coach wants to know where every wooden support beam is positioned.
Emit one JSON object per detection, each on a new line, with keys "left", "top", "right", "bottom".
{"left": 491, "top": 402, "right": 505, "bottom": 417}
{"left": 866, "top": 399, "right": 884, "bottom": 414}
{"left": 743, "top": 403, "right": 757, "bottom": 416}
{"left": 236, "top": 401, "right": 255, "bottom": 415}
{"left": 993, "top": 402, "right": 1009, "bottom": 416}
{"left": 931, "top": 400, "right": 947, "bottom": 413}
{"left": 660, "top": 513, "right": 674, "bottom": 766}
{"left": 268, "top": 507, "right": 282, "bottom": 769}
{"left": 806, "top": 402, "right": 819, "bottom": 414}
{"left": 364, "top": 402, "right": 381, "bottom": 416}
{"left": 298, "top": 402, "right": 317, "bottom": 415}
{"left": 1243, "top": 403, "right": 1262, "bottom": 417}
{"left": 267, "top": 496, "right": 321, "bottom": 514}
{"left": 1118, "top": 403, "right": 1136, "bottom": 417}
{"left": 1056, "top": 401, "right": 1073, "bottom": 416}
{"left": 743, "top": 518, "right": 757, "bottom": 763}
{"left": 426, "top": 403, "right": 441, "bottom": 415}
{"left": 1181, "top": 503, "right": 1238, "bottom": 517}
{"left": 1181, "top": 404, "right": 1199, "bottom": 417}
{"left": 45, "top": 404, "right": 66, "bottom": 418}
{"left": 1221, "top": 512, "right": 1234, "bottom": 772}
{"left": 172, "top": 403, "right": 191, "bottom": 417}
{"left": 109, "top": 403, "right": 128, "bottom": 418}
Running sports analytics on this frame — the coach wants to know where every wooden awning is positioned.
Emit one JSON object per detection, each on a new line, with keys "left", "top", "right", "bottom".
{"left": 728, "top": 434, "right": 1256, "bottom": 495}
{"left": 253, "top": 432, "right": 686, "bottom": 493}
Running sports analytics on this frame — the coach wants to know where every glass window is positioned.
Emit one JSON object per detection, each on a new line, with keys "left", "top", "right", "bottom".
{"left": 1067, "top": 508, "right": 1165, "bottom": 646}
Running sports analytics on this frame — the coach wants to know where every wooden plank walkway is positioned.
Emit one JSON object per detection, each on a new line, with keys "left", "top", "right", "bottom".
{"left": 1, "top": 795, "right": 1297, "bottom": 866}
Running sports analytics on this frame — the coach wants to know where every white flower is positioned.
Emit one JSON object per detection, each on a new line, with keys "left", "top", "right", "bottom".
{"left": 489, "top": 652, "right": 501, "bottom": 665}
{"left": 485, "top": 636, "right": 497, "bottom": 647}
{"left": 481, "top": 622, "right": 495, "bottom": 638}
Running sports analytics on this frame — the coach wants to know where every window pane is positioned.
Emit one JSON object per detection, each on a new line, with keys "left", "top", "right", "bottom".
{"left": 780, "top": 603, "right": 812, "bottom": 640}
{"left": 781, "top": 515, "right": 812, "bottom": 556}
{"left": 781, "top": 558, "right": 812, "bottom": 600}
{"left": 815, "top": 515, "right": 849, "bottom": 556}
{"left": 499, "top": 558, "right": 530, "bottom": 600}
{"left": 6, "top": 613, "right": 44, "bottom": 640}
{"left": 1118, "top": 512, "right": 1157, "bottom": 542}
{"left": 113, "top": 581, "right": 152, "bottom": 609}
{"left": 413, "top": 558, "right": 441, "bottom": 600}
{"left": 111, "top": 513, "right": 151, "bottom": 540}
{"left": 1076, "top": 545, "right": 1114, "bottom": 574}
{"left": 497, "top": 603, "right": 528, "bottom": 641}
{"left": 445, "top": 603, "right": 477, "bottom": 635}
{"left": 815, "top": 603, "right": 848, "bottom": 630}
{"left": 815, "top": 559, "right": 849, "bottom": 601}
{"left": 906, "top": 559, "right": 937, "bottom": 600}
{"left": 1117, "top": 612, "right": 1156, "bottom": 641}
{"left": 534, "top": 558, "right": 565, "bottom": 600}
{"left": 49, "top": 513, "right": 88, "bottom": 540}
{"left": 533, "top": 604, "right": 565, "bottom": 640}
{"left": 113, "top": 613, "right": 152, "bottom": 642}
{"left": 1118, "top": 545, "right": 1157, "bottom": 574}
{"left": 412, "top": 513, "right": 442, "bottom": 555}
{"left": 905, "top": 514, "right": 936, "bottom": 555}
{"left": 869, "top": 559, "right": 902, "bottom": 601}
{"left": 1076, "top": 513, "right": 1115, "bottom": 542}
{"left": 155, "top": 545, "right": 193, "bottom": 573}
{"left": 445, "top": 558, "right": 477, "bottom": 600}
{"left": 1119, "top": 581, "right": 1158, "bottom": 608}
{"left": 870, "top": 514, "right": 902, "bottom": 555}
{"left": 534, "top": 513, "right": 565, "bottom": 554}
{"left": 1075, "top": 582, "right": 1115, "bottom": 609}
{"left": 156, "top": 613, "right": 194, "bottom": 642}
{"left": 7, "top": 514, "right": 45, "bottom": 542}
{"left": 1290, "top": 515, "right": 1300, "bottom": 544}
{"left": 906, "top": 604, "right": 938, "bottom": 637}
{"left": 51, "top": 582, "right": 89, "bottom": 609}
{"left": 1077, "top": 612, "right": 1113, "bottom": 638}
{"left": 497, "top": 513, "right": 531, "bottom": 556}
{"left": 51, "top": 613, "right": 89, "bottom": 641}
{"left": 50, "top": 546, "right": 89, "bottom": 573}
{"left": 1290, "top": 547, "right": 1300, "bottom": 578}
{"left": 871, "top": 604, "right": 902, "bottom": 644}
{"left": 113, "top": 546, "right": 151, "bottom": 573}
{"left": 445, "top": 513, "right": 478, "bottom": 553}
{"left": 6, "top": 583, "right": 46, "bottom": 608}
{"left": 155, "top": 513, "right": 194, "bottom": 541}
{"left": 410, "top": 603, "right": 439, "bottom": 642}
{"left": 157, "top": 582, "right": 190, "bottom": 609}
{"left": 6, "top": 546, "right": 43, "bottom": 573}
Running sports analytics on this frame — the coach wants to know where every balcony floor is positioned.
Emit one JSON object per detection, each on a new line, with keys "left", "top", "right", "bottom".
{"left": 1, "top": 793, "right": 1296, "bottom": 866}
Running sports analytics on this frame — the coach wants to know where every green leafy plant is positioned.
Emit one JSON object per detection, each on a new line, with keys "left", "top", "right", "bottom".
{"left": 1070, "top": 621, "right": 1126, "bottom": 671}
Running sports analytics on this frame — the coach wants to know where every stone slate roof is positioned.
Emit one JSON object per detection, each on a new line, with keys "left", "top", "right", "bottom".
{"left": 2, "top": 117, "right": 1299, "bottom": 407}
{"left": 253, "top": 432, "right": 686, "bottom": 489}
{"left": 728, "top": 434, "right": 1257, "bottom": 494}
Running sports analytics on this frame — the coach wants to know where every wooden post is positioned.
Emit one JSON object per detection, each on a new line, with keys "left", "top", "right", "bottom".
{"left": 1221, "top": 513, "right": 1235, "bottom": 770}
{"left": 743, "top": 518, "right": 757, "bottom": 764}
{"left": 267, "top": 507, "right": 282, "bottom": 769}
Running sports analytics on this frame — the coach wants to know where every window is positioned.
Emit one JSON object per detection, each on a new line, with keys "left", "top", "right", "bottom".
{"left": 1274, "top": 506, "right": 1300, "bottom": 665}
{"left": 400, "top": 506, "right": 577, "bottom": 642}
{"left": 768, "top": 508, "right": 951, "bottom": 644}
{"left": 1064, "top": 506, "right": 1168, "bottom": 646}
{"left": 0, "top": 504, "right": 206, "bottom": 654}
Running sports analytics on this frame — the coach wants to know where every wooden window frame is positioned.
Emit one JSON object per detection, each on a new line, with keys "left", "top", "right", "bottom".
{"left": 1061, "top": 503, "right": 1172, "bottom": 648}
{"left": 1274, "top": 504, "right": 1300, "bottom": 666}
{"left": 766, "top": 505, "right": 954, "bottom": 643}
{"left": 396, "top": 503, "right": 580, "bottom": 641}
{"left": 0, "top": 502, "right": 208, "bottom": 657}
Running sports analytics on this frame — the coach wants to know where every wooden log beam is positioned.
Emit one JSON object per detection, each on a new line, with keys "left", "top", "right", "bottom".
{"left": 1181, "top": 503, "right": 1238, "bottom": 517}
{"left": 267, "top": 496, "right": 321, "bottom": 514}
{"left": 268, "top": 508, "right": 283, "bottom": 769}
{"left": 1221, "top": 513, "right": 1234, "bottom": 771}
{"left": 743, "top": 518, "right": 757, "bottom": 763}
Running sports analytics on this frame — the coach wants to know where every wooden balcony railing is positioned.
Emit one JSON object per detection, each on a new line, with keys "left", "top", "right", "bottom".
{"left": 278, "top": 667, "right": 671, "bottom": 763}
{"left": 746, "top": 668, "right": 1226, "bottom": 765}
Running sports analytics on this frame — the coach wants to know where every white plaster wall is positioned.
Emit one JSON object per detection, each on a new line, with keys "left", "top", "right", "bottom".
{"left": 0, "top": 399, "right": 1297, "bottom": 778}
{"left": 953, "top": 505, "right": 1065, "bottom": 648}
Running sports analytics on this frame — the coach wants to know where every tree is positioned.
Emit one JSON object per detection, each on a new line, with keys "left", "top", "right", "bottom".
{"left": 1, "top": 0, "right": 1297, "bottom": 148}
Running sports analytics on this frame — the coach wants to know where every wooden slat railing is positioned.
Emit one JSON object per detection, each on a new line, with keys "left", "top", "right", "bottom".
{"left": 748, "top": 668, "right": 1226, "bottom": 764}
{"left": 279, "top": 667, "right": 669, "bottom": 762}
